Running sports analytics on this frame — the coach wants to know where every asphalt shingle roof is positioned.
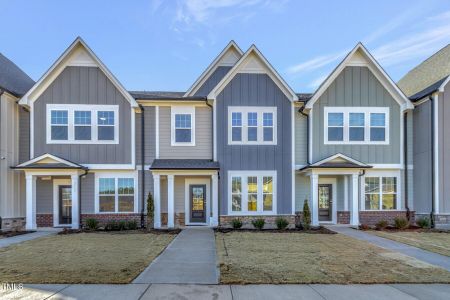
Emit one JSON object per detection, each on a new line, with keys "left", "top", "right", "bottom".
{"left": 129, "top": 91, "right": 206, "bottom": 101}
{"left": 409, "top": 76, "right": 448, "bottom": 102}
{"left": 150, "top": 159, "right": 220, "bottom": 170}
{"left": 0, "top": 53, "right": 34, "bottom": 97}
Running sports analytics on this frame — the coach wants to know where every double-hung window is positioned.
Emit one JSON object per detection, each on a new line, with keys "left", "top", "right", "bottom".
{"left": 364, "top": 173, "right": 398, "bottom": 210}
{"left": 229, "top": 171, "right": 276, "bottom": 215}
{"left": 171, "top": 106, "right": 195, "bottom": 146}
{"left": 97, "top": 175, "right": 136, "bottom": 213}
{"left": 324, "top": 107, "right": 389, "bottom": 144}
{"left": 47, "top": 104, "right": 118, "bottom": 144}
{"left": 228, "top": 107, "right": 277, "bottom": 145}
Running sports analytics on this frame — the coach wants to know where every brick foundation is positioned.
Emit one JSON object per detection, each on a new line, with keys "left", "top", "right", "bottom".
{"left": 220, "top": 215, "right": 295, "bottom": 228}
{"left": 37, "top": 214, "right": 53, "bottom": 227}
{"left": 81, "top": 213, "right": 144, "bottom": 227}
{"left": 1, "top": 217, "right": 26, "bottom": 231}
{"left": 161, "top": 213, "right": 186, "bottom": 227}
{"left": 359, "top": 210, "right": 415, "bottom": 226}
{"left": 337, "top": 211, "right": 350, "bottom": 224}
{"left": 416, "top": 213, "right": 450, "bottom": 226}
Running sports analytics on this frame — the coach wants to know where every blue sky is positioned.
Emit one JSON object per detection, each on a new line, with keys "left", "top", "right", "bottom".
{"left": 1, "top": 0, "right": 450, "bottom": 92}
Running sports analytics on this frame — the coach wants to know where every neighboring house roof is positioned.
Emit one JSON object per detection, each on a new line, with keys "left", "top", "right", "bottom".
{"left": 150, "top": 159, "right": 220, "bottom": 170}
{"left": 299, "top": 153, "right": 372, "bottom": 171}
{"left": 184, "top": 41, "right": 243, "bottom": 97}
{"left": 12, "top": 153, "right": 87, "bottom": 170}
{"left": 129, "top": 91, "right": 206, "bottom": 101}
{"left": 305, "top": 43, "right": 414, "bottom": 111}
{"left": 207, "top": 45, "right": 299, "bottom": 102}
{"left": 297, "top": 93, "right": 312, "bottom": 102}
{"left": 409, "top": 76, "right": 449, "bottom": 102}
{"left": 398, "top": 44, "right": 450, "bottom": 97}
{"left": 0, "top": 53, "right": 34, "bottom": 97}
{"left": 19, "top": 37, "right": 138, "bottom": 108}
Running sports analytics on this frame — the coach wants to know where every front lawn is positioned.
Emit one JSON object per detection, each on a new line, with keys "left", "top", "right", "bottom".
{"left": 0, "top": 232, "right": 175, "bottom": 284}
{"left": 371, "top": 231, "right": 450, "bottom": 257}
{"left": 216, "top": 231, "right": 450, "bottom": 284}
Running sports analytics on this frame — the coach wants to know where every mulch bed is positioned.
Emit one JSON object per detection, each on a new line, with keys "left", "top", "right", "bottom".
{"left": 0, "top": 231, "right": 34, "bottom": 238}
{"left": 58, "top": 228, "right": 181, "bottom": 235}
{"left": 359, "top": 225, "right": 449, "bottom": 233}
{"left": 216, "top": 226, "right": 335, "bottom": 234}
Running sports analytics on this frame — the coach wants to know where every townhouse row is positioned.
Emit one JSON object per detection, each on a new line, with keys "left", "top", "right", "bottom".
{"left": 1, "top": 38, "right": 448, "bottom": 230}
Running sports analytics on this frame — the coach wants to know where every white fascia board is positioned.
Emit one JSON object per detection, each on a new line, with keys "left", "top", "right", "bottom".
{"left": 438, "top": 76, "right": 450, "bottom": 92}
{"left": 19, "top": 37, "right": 138, "bottom": 108}
{"left": 207, "top": 45, "right": 299, "bottom": 102}
{"left": 311, "top": 153, "right": 369, "bottom": 167}
{"left": 16, "top": 153, "right": 80, "bottom": 168}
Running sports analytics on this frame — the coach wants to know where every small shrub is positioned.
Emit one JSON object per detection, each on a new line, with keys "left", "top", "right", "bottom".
{"left": 394, "top": 217, "right": 409, "bottom": 230}
{"left": 85, "top": 218, "right": 99, "bottom": 230}
{"left": 275, "top": 217, "right": 289, "bottom": 230}
{"left": 105, "top": 220, "right": 118, "bottom": 231}
{"left": 231, "top": 218, "right": 243, "bottom": 229}
{"left": 118, "top": 220, "right": 127, "bottom": 231}
{"left": 127, "top": 220, "right": 138, "bottom": 230}
{"left": 416, "top": 217, "right": 430, "bottom": 228}
{"left": 251, "top": 218, "right": 265, "bottom": 230}
{"left": 147, "top": 192, "right": 154, "bottom": 228}
{"left": 303, "top": 199, "right": 311, "bottom": 229}
{"left": 360, "top": 224, "right": 371, "bottom": 230}
{"left": 375, "top": 220, "right": 388, "bottom": 230}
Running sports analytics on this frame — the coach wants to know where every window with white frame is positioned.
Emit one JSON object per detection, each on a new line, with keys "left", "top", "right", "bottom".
{"left": 324, "top": 107, "right": 389, "bottom": 144}
{"left": 171, "top": 106, "right": 195, "bottom": 146}
{"left": 364, "top": 176, "right": 397, "bottom": 210}
{"left": 228, "top": 107, "right": 277, "bottom": 145}
{"left": 97, "top": 176, "right": 136, "bottom": 213}
{"left": 228, "top": 171, "right": 276, "bottom": 215}
{"left": 46, "top": 104, "right": 118, "bottom": 144}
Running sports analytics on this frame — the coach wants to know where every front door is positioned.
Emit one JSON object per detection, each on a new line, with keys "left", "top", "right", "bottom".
{"left": 59, "top": 185, "right": 72, "bottom": 225}
{"left": 318, "top": 184, "right": 332, "bottom": 221}
{"left": 190, "top": 185, "right": 206, "bottom": 223}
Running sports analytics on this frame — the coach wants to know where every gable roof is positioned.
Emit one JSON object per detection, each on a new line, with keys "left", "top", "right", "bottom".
{"left": 207, "top": 45, "right": 299, "bottom": 102}
{"left": 409, "top": 76, "right": 449, "bottom": 102}
{"left": 299, "top": 153, "right": 372, "bottom": 171}
{"left": 19, "top": 37, "right": 138, "bottom": 108}
{"left": 0, "top": 53, "right": 34, "bottom": 97}
{"left": 304, "top": 43, "right": 414, "bottom": 111}
{"left": 184, "top": 41, "right": 243, "bottom": 97}
{"left": 398, "top": 44, "right": 450, "bottom": 97}
{"left": 13, "top": 153, "right": 87, "bottom": 170}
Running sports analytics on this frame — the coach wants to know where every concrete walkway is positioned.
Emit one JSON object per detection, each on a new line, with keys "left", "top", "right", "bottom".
{"left": 133, "top": 227, "right": 219, "bottom": 284}
{"left": 0, "top": 229, "right": 59, "bottom": 248}
{"left": 1, "top": 283, "right": 449, "bottom": 300}
{"left": 327, "top": 225, "right": 450, "bottom": 272}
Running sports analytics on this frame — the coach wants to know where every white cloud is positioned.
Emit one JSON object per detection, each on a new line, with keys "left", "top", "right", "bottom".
{"left": 287, "top": 51, "right": 347, "bottom": 74}
{"left": 308, "top": 74, "right": 329, "bottom": 89}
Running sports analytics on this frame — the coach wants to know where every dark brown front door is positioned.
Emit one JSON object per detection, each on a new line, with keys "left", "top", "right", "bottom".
{"left": 318, "top": 184, "right": 332, "bottom": 221}
{"left": 190, "top": 185, "right": 206, "bottom": 223}
{"left": 59, "top": 185, "right": 72, "bottom": 225}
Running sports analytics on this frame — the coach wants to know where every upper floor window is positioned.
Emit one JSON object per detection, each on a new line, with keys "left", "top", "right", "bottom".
{"left": 228, "top": 106, "right": 277, "bottom": 145}
{"left": 171, "top": 106, "right": 195, "bottom": 146}
{"left": 46, "top": 104, "right": 119, "bottom": 144}
{"left": 324, "top": 107, "right": 389, "bottom": 145}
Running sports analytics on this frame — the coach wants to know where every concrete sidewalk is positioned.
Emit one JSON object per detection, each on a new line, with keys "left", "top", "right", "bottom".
{"left": 0, "top": 229, "right": 59, "bottom": 248}
{"left": 327, "top": 225, "right": 450, "bottom": 272}
{"left": 133, "top": 227, "right": 219, "bottom": 284}
{"left": 1, "top": 283, "right": 449, "bottom": 300}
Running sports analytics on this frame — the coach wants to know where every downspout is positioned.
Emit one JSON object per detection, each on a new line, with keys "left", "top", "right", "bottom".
{"left": 205, "top": 100, "right": 219, "bottom": 226}
{"left": 298, "top": 103, "right": 310, "bottom": 164}
{"left": 430, "top": 96, "right": 435, "bottom": 228}
{"left": 404, "top": 112, "right": 410, "bottom": 221}
{"left": 139, "top": 105, "right": 146, "bottom": 229}
{"left": 79, "top": 169, "right": 88, "bottom": 229}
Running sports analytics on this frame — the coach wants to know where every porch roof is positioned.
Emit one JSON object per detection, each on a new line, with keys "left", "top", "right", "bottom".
{"left": 150, "top": 159, "right": 220, "bottom": 170}
{"left": 12, "top": 153, "right": 87, "bottom": 170}
{"left": 299, "top": 153, "right": 372, "bottom": 171}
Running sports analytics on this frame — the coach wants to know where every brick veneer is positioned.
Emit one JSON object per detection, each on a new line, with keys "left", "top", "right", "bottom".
{"left": 81, "top": 213, "right": 144, "bottom": 227}
{"left": 37, "top": 214, "right": 53, "bottom": 227}
{"left": 359, "top": 210, "right": 415, "bottom": 226}
{"left": 220, "top": 215, "right": 295, "bottom": 228}
{"left": 337, "top": 211, "right": 350, "bottom": 224}
{"left": 161, "top": 213, "right": 186, "bottom": 226}
{"left": 1, "top": 217, "right": 26, "bottom": 231}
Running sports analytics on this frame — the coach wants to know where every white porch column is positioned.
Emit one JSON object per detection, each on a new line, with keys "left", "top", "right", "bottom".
{"left": 167, "top": 174, "right": 175, "bottom": 228}
{"left": 25, "top": 174, "right": 37, "bottom": 230}
{"left": 351, "top": 173, "right": 359, "bottom": 226}
{"left": 153, "top": 174, "right": 161, "bottom": 228}
{"left": 71, "top": 174, "right": 80, "bottom": 229}
{"left": 211, "top": 173, "right": 219, "bottom": 226}
{"left": 310, "top": 174, "right": 319, "bottom": 226}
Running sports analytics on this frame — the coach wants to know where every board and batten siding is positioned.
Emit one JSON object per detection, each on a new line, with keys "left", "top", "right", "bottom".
{"left": 135, "top": 107, "right": 156, "bottom": 165}
{"left": 438, "top": 82, "right": 450, "bottom": 213}
{"left": 33, "top": 66, "right": 132, "bottom": 164}
{"left": 158, "top": 106, "right": 212, "bottom": 159}
{"left": 311, "top": 66, "right": 401, "bottom": 164}
{"left": 194, "top": 66, "right": 232, "bottom": 96}
{"left": 216, "top": 73, "right": 293, "bottom": 215}
{"left": 19, "top": 107, "right": 30, "bottom": 163}
{"left": 295, "top": 113, "right": 308, "bottom": 165}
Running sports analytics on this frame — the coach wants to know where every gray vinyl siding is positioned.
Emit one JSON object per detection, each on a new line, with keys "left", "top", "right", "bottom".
{"left": 136, "top": 107, "right": 156, "bottom": 165}
{"left": 216, "top": 73, "right": 293, "bottom": 215}
{"left": 36, "top": 178, "right": 53, "bottom": 214}
{"left": 438, "top": 83, "right": 450, "bottom": 213}
{"left": 295, "top": 113, "right": 308, "bottom": 165}
{"left": 194, "top": 66, "right": 232, "bottom": 97}
{"left": 33, "top": 66, "right": 132, "bottom": 164}
{"left": 336, "top": 176, "right": 345, "bottom": 211}
{"left": 138, "top": 170, "right": 153, "bottom": 213}
{"left": 81, "top": 173, "right": 95, "bottom": 214}
{"left": 311, "top": 66, "right": 401, "bottom": 164}
{"left": 159, "top": 106, "right": 212, "bottom": 159}
{"left": 19, "top": 107, "right": 30, "bottom": 163}
{"left": 412, "top": 100, "right": 432, "bottom": 214}
{"left": 295, "top": 174, "right": 310, "bottom": 212}
{"left": 405, "top": 111, "right": 414, "bottom": 208}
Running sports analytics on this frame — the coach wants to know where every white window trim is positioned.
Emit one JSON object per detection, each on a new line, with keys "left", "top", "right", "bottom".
{"left": 228, "top": 106, "right": 277, "bottom": 145}
{"left": 171, "top": 105, "right": 195, "bottom": 146}
{"left": 361, "top": 170, "right": 401, "bottom": 211}
{"left": 324, "top": 107, "right": 389, "bottom": 145}
{"left": 46, "top": 104, "right": 119, "bottom": 144}
{"left": 227, "top": 170, "right": 277, "bottom": 215}
{"left": 94, "top": 171, "right": 138, "bottom": 214}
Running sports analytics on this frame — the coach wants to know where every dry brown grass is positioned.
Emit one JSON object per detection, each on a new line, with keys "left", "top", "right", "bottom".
{"left": 0, "top": 232, "right": 175, "bottom": 284}
{"left": 216, "top": 232, "right": 450, "bottom": 284}
{"left": 372, "top": 231, "right": 450, "bottom": 257}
